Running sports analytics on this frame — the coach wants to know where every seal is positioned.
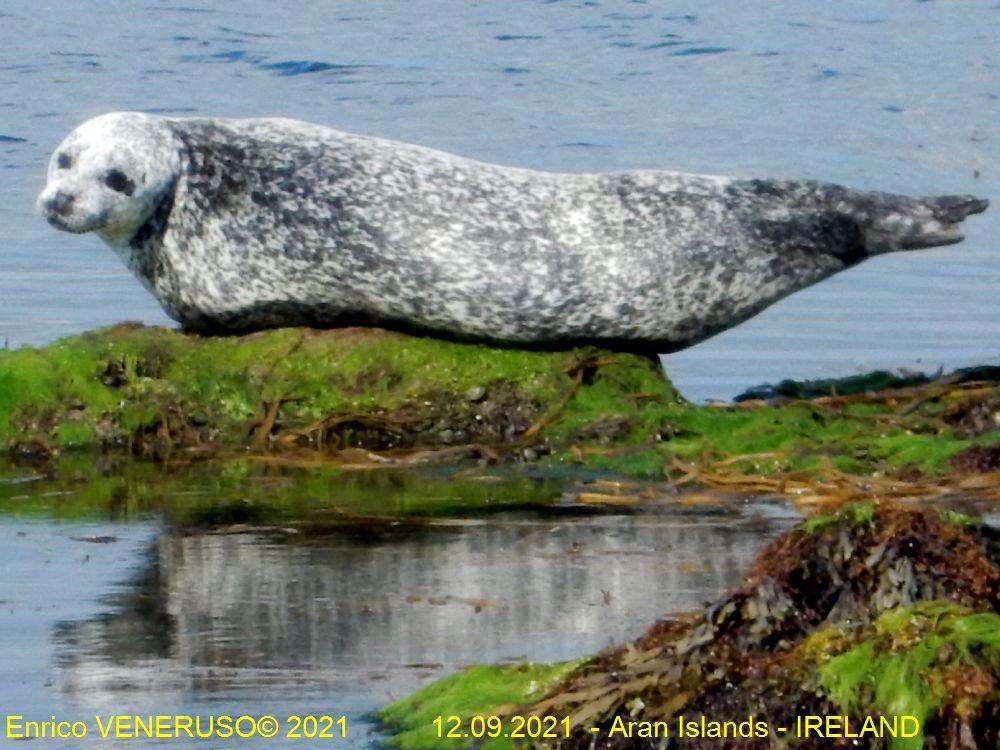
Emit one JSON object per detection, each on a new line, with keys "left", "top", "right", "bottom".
{"left": 37, "top": 112, "right": 988, "bottom": 351}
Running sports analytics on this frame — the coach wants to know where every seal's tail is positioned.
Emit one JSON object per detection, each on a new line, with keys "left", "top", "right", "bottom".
{"left": 860, "top": 193, "right": 989, "bottom": 253}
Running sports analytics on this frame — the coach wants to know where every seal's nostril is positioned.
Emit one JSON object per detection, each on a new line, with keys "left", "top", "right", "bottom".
{"left": 46, "top": 191, "right": 75, "bottom": 216}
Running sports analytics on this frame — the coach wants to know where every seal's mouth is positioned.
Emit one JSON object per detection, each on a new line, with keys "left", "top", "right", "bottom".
{"left": 42, "top": 207, "right": 109, "bottom": 235}
{"left": 45, "top": 213, "right": 90, "bottom": 233}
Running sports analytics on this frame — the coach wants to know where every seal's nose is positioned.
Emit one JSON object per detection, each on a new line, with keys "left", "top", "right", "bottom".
{"left": 43, "top": 190, "right": 75, "bottom": 216}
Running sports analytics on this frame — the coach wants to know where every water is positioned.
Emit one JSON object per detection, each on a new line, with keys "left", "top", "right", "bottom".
{"left": 0, "top": 462, "right": 797, "bottom": 749}
{"left": 0, "top": 1, "right": 997, "bottom": 401}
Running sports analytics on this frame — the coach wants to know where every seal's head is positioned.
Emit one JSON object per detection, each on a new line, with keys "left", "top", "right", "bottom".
{"left": 37, "top": 112, "right": 181, "bottom": 247}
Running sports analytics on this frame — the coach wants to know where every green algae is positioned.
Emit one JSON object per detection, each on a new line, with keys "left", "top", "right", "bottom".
{"left": 801, "top": 500, "right": 876, "bottom": 533}
{"left": 0, "top": 324, "right": 994, "bottom": 480}
{"left": 817, "top": 601, "right": 1000, "bottom": 750}
{"left": 0, "top": 324, "right": 675, "bottom": 456}
{"left": 937, "top": 508, "right": 979, "bottom": 527}
{"left": 379, "top": 661, "right": 581, "bottom": 750}
{"left": 571, "top": 446, "right": 667, "bottom": 478}
{"left": 546, "top": 383, "right": 995, "bottom": 478}
{"left": 653, "top": 403, "right": 987, "bottom": 476}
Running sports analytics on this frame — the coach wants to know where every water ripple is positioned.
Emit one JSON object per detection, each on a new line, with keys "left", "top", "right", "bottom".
{"left": 140, "top": 107, "right": 199, "bottom": 114}
{"left": 644, "top": 40, "right": 688, "bottom": 50}
{"left": 179, "top": 49, "right": 369, "bottom": 77}
{"left": 260, "top": 60, "right": 346, "bottom": 76}
{"left": 216, "top": 25, "right": 276, "bottom": 39}
{"left": 671, "top": 47, "right": 732, "bottom": 56}
{"left": 833, "top": 18, "right": 888, "bottom": 25}
{"left": 146, "top": 5, "right": 254, "bottom": 16}
{"left": 604, "top": 12, "right": 653, "bottom": 20}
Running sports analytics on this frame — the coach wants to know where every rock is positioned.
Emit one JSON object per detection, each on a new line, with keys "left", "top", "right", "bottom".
{"left": 2, "top": 323, "right": 994, "bottom": 480}
{"left": 734, "top": 365, "right": 1000, "bottom": 403}
{"left": 0, "top": 324, "right": 677, "bottom": 461}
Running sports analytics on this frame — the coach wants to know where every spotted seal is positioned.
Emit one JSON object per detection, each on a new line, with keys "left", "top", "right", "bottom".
{"left": 37, "top": 112, "right": 988, "bottom": 351}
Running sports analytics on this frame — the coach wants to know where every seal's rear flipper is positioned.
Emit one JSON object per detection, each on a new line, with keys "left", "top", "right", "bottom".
{"left": 732, "top": 179, "right": 988, "bottom": 257}
{"left": 755, "top": 210, "right": 866, "bottom": 265}
{"left": 864, "top": 193, "right": 989, "bottom": 252}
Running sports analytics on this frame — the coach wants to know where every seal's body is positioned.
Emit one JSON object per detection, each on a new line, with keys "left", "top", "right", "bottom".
{"left": 38, "top": 113, "right": 987, "bottom": 349}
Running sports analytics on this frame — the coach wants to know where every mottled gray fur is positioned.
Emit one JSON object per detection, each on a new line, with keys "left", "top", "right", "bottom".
{"left": 38, "top": 112, "right": 988, "bottom": 351}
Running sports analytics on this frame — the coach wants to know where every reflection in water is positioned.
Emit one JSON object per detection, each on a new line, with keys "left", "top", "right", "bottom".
{"left": 1, "top": 458, "right": 795, "bottom": 747}
{"left": 52, "top": 506, "right": 792, "bottom": 747}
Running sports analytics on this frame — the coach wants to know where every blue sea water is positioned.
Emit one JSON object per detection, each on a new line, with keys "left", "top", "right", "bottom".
{"left": 1, "top": 1, "right": 997, "bottom": 400}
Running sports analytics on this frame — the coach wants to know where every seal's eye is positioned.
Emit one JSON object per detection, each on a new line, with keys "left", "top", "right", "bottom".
{"left": 57, "top": 153, "right": 72, "bottom": 169}
{"left": 103, "top": 169, "right": 135, "bottom": 196}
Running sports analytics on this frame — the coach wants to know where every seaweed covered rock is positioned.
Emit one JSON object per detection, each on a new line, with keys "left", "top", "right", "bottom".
{"left": 733, "top": 365, "right": 1000, "bottom": 403}
{"left": 0, "top": 324, "right": 677, "bottom": 459}
{"left": 2, "top": 325, "right": 998, "bottom": 479}
{"left": 519, "top": 503, "right": 1000, "bottom": 748}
